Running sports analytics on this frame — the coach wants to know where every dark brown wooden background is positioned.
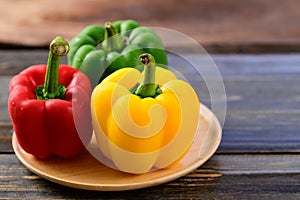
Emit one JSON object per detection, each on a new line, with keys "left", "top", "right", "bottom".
{"left": 1, "top": 0, "right": 300, "bottom": 52}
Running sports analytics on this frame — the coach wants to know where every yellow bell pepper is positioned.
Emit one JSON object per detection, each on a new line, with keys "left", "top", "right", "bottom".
{"left": 91, "top": 53, "right": 200, "bottom": 174}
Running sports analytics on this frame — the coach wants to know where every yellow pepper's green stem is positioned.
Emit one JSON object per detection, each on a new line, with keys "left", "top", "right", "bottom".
{"left": 134, "top": 53, "right": 161, "bottom": 98}
{"left": 35, "top": 36, "right": 69, "bottom": 100}
{"left": 102, "top": 22, "right": 124, "bottom": 52}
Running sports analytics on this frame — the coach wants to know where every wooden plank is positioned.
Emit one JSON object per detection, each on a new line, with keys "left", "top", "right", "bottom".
{"left": 4, "top": 152, "right": 300, "bottom": 177}
{"left": 204, "top": 154, "right": 300, "bottom": 175}
{"left": 0, "top": 77, "right": 12, "bottom": 123}
{"left": 0, "top": 122, "right": 12, "bottom": 153}
{"left": 1, "top": 0, "right": 300, "bottom": 52}
{"left": 2, "top": 52, "right": 300, "bottom": 76}
{"left": 221, "top": 111, "right": 300, "bottom": 153}
{"left": 213, "top": 54, "right": 300, "bottom": 76}
{"left": 0, "top": 154, "right": 299, "bottom": 199}
{"left": 0, "top": 50, "right": 63, "bottom": 75}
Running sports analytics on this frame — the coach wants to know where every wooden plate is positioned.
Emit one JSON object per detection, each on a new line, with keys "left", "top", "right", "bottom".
{"left": 12, "top": 104, "right": 222, "bottom": 191}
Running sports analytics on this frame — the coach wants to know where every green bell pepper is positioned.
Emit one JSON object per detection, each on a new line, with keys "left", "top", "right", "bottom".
{"left": 68, "top": 19, "right": 168, "bottom": 88}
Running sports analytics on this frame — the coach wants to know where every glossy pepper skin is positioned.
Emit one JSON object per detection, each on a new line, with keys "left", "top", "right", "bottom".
{"left": 68, "top": 19, "right": 168, "bottom": 88}
{"left": 91, "top": 54, "right": 200, "bottom": 174}
{"left": 8, "top": 36, "right": 92, "bottom": 159}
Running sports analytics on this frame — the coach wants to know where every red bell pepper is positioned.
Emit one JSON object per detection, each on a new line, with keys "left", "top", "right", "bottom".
{"left": 8, "top": 36, "right": 92, "bottom": 159}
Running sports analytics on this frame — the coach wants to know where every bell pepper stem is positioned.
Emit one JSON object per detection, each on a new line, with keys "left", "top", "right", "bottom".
{"left": 102, "top": 22, "right": 124, "bottom": 52}
{"left": 35, "top": 36, "right": 69, "bottom": 100}
{"left": 134, "top": 53, "right": 162, "bottom": 98}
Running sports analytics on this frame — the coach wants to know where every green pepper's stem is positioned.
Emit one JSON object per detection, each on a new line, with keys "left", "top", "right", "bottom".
{"left": 102, "top": 22, "right": 124, "bottom": 52}
{"left": 35, "top": 36, "right": 69, "bottom": 100}
{"left": 134, "top": 53, "right": 162, "bottom": 98}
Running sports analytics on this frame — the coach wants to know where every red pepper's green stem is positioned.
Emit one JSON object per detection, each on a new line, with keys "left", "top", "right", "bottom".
{"left": 134, "top": 53, "right": 162, "bottom": 98}
{"left": 102, "top": 22, "right": 124, "bottom": 52}
{"left": 35, "top": 36, "right": 69, "bottom": 100}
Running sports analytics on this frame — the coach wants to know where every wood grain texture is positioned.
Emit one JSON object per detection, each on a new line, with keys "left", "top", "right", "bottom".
{"left": 0, "top": 122, "right": 12, "bottom": 153}
{"left": 1, "top": 51, "right": 300, "bottom": 198}
{"left": 1, "top": 154, "right": 300, "bottom": 199}
{"left": 1, "top": 0, "right": 300, "bottom": 52}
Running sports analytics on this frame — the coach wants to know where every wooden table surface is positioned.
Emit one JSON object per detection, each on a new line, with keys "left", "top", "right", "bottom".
{"left": 1, "top": 51, "right": 300, "bottom": 199}
{"left": 1, "top": 0, "right": 300, "bottom": 199}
